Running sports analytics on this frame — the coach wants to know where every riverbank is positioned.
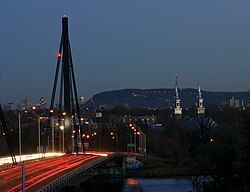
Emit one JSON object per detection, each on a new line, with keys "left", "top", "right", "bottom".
{"left": 63, "top": 177, "right": 192, "bottom": 192}
{"left": 126, "top": 155, "right": 197, "bottom": 178}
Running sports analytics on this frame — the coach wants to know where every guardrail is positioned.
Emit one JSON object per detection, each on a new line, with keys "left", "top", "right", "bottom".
{"left": 39, "top": 156, "right": 107, "bottom": 192}
{"left": 39, "top": 153, "right": 126, "bottom": 192}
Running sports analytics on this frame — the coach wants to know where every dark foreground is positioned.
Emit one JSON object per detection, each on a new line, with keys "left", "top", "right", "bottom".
{"left": 63, "top": 177, "right": 192, "bottom": 192}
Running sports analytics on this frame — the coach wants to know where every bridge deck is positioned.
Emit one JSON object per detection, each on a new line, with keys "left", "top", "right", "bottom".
{"left": 0, "top": 154, "right": 100, "bottom": 192}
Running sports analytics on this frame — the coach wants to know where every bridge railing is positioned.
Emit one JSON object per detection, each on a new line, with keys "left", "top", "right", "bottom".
{"left": 39, "top": 156, "right": 107, "bottom": 192}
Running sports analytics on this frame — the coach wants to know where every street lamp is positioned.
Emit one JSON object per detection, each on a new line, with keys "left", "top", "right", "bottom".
{"left": 110, "top": 132, "right": 119, "bottom": 152}
{"left": 60, "top": 125, "right": 65, "bottom": 153}
{"left": 128, "top": 124, "right": 146, "bottom": 155}
{"left": 18, "top": 112, "right": 21, "bottom": 162}
{"left": 82, "top": 134, "right": 91, "bottom": 151}
{"left": 128, "top": 125, "right": 137, "bottom": 153}
{"left": 13, "top": 110, "right": 27, "bottom": 162}
{"left": 127, "top": 133, "right": 132, "bottom": 153}
{"left": 92, "top": 132, "right": 102, "bottom": 152}
{"left": 32, "top": 110, "right": 49, "bottom": 158}
{"left": 136, "top": 127, "right": 146, "bottom": 156}
{"left": 134, "top": 131, "right": 137, "bottom": 153}
{"left": 36, "top": 115, "right": 47, "bottom": 158}
{"left": 38, "top": 115, "right": 41, "bottom": 157}
{"left": 51, "top": 117, "right": 55, "bottom": 154}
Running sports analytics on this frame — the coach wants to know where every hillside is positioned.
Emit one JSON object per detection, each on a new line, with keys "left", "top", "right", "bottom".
{"left": 85, "top": 89, "right": 250, "bottom": 109}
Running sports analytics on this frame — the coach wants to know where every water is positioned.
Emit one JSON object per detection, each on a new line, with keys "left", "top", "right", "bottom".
{"left": 73, "top": 178, "right": 192, "bottom": 192}
{"left": 122, "top": 178, "right": 192, "bottom": 192}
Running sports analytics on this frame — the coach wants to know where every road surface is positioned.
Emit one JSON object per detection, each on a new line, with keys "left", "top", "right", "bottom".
{"left": 0, "top": 154, "right": 100, "bottom": 192}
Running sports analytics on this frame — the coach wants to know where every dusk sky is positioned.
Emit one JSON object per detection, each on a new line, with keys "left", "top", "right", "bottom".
{"left": 1, "top": 1, "right": 250, "bottom": 104}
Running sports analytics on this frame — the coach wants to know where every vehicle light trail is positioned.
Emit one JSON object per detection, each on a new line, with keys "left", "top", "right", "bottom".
{"left": 0, "top": 152, "right": 64, "bottom": 166}
{"left": 0, "top": 154, "right": 100, "bottom": 192}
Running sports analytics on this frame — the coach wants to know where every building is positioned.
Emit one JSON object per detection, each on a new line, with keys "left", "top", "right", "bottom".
{"left": 79, "top": 96, "right": 85, "bottom": 105}
{"left": 120, "top": 115, "right": 157, "bottom": 126}
{"left": 2, "top": 103, "right": 13, "bottom": 110}
{"left": 19, "top": 97, "right": 47, "bottom": 110}
{"left": 197, "top": 84, "right": 205, "bottom": 115}
{"left": 174, "top": 74, "right": 182, "bottom": 117}
{"left": 225, "top": 96, "right": 242, "bottom": 108}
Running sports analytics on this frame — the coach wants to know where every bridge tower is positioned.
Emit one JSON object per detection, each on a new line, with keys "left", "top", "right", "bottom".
{"left": 49, "top": 16, "right": 83, "bottom": 153}
{"left": 174, "top": 74, "right": 182, "bottom": 119}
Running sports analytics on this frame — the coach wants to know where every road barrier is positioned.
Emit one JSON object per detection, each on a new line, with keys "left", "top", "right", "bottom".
{"left": 39, "top": 153, "right": 126, "bottom": 192}
{"left": 39, "top": 156, "right": 106, "bottom": 192}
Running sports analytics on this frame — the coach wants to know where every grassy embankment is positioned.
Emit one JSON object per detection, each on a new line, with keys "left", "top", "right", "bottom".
{"left": 126, "top": 155, "right": 198, "bottom": 178}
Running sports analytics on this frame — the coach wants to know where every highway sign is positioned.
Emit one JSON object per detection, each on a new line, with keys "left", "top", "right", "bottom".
{"left": 84, "top": 142, "right": 89, "bottom": 148}
{"left": 127, "top": 143, "right": 136, "bottom": 148}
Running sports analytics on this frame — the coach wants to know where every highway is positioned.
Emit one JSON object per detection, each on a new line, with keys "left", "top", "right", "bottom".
{"left": 0, "top": 154, "right": 100, "bottom": 192}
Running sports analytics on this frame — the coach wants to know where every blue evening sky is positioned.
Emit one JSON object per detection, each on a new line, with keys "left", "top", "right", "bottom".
{"left": 0, "top": 0, "right": 250, "bottom": 104}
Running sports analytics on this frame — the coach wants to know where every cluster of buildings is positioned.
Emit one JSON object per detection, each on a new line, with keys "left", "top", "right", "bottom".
{"left": 223, "top": 96, "right": 246, "bottom": 109}
{"left": 5, "top": 96, "right": 86, "bottom": 111}
{"left": 19, "top": 97, "right": 47, "bottom": 110}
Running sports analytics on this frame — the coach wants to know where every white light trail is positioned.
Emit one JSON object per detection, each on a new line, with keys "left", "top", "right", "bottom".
{"left": 0, "top": 152, "right": 64, "bottom": 166}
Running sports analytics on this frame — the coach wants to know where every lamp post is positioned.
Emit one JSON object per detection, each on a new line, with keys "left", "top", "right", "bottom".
{"left": 130, "top": 125, "right": 137, "bottom": 153}
{"left": 32, "top": 107, "right": 49, "bottom": 157}
{"left": 13, "top": 110, "right": 26, "bottom": 162}
{"left": 137, "top": 128, "right": 146, "bottom": 156}
{"left": 37, "top": 115, "right": 50, "bottom": 158}
{"left": 144, "top": 133, "right": 147, "bottom": 155}
{"left": 134, "top": 131, "right": 137, "bottom": 153}
{"left": 51, "top": 117, "right": 55, "bottom": 154}
{"left": 110, "top": 132, "right": 118, "bottom": 152}
{"left": 77, "top": 127, "right": 82, "bottom": 153}
{"left": 59, "top": 128, "right": 61, "bottom": 152}
{"left": 38, "top": 115, "right": 41, "bottom": 158}
{"left": 82, "top": 134, "right": 90, "bottom": 151}
{"left": 137, "top": 131, "right": 141, "bottom": 154}
{"left": 60, "top": 124, "right": 65, "bottom": 153}
{"left": 128, "top": 133, "right": 132, "bottom": 153}
{"left": 18, "top": 113, "right": 21, "bottom": 162}
{"left": 129, "top": 124, "right": 146, "bottom": 155}
{"left": 99, "top": 133, "right": 102, "bottom": 152}
{"left": 70, "top": 117, "right": 75, "bottom": 154}
{"left": 93, "top": 132, "right": 102, "bottom": 152}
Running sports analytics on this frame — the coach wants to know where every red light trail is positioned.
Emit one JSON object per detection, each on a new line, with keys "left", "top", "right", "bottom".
{"left": 0, "top": 155, "right": 100, "bottom": 192}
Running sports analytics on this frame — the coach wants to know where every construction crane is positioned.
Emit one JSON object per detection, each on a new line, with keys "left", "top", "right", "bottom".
{"left": 0, "top": 104, "right": 17, "bottom": 165}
